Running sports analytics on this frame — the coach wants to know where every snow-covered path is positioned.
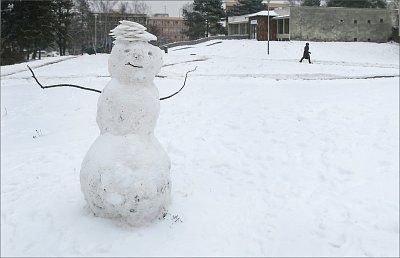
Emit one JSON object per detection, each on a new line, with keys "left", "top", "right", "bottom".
{"left": 1, "top": 40, "right": 399, "bottom": 257}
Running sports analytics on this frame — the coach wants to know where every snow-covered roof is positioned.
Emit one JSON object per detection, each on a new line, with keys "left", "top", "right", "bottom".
{"left": 273, "top": 14, "right": 290, "bottom": 19}
{"left": 246, "top": 10, "right": 280, "bottom": 17}
{"left": 274, "top": 7, "right": 290, "bottom": 16}
{"left": 228, "top": 15, "right": 248, "bottom": 24}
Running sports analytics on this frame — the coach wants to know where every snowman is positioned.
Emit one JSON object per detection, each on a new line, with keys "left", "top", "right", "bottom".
{"left": 80, "top": 20, "right": 171, "bottom": 226}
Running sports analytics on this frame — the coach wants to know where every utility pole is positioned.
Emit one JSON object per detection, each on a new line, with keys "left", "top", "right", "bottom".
{"left": 267, "top": 0, "right": 270, "bottom": 55}
{"left": 94, "top": 13, "right": 98, "bottom": 53}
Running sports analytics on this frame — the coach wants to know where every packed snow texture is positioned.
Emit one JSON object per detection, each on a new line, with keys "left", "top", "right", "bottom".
{"left": 1, "top": 40, "right": 399, "bottom": 256}
{"left": 110, "top": 20, "right": 157, "bottom": 42}
{"left": 80, "top": 133, "right": 171, "bottom": 226}
{"left": 80, "top": 22, "right": 171, "bottom": 226}
{"left": 108, "top": 41, "right": 163, "bottom": 84}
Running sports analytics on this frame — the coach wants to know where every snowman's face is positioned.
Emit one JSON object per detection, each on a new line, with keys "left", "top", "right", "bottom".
{"left": 108, "top": 41, "right": 163, "bottom": 83}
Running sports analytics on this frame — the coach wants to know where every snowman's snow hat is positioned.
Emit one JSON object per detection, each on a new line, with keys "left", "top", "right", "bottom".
{"left": 110, "top": 20, "right": 157, "bottom": 43}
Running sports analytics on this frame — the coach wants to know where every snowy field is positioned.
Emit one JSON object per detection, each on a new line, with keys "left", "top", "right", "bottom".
{"left": 1, "top": 40, "right": 399, "bottom": 257}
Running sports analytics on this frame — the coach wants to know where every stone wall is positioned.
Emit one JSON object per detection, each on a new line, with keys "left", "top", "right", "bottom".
{"left": 290, "top": 6, "right": 398, "bottom": 42}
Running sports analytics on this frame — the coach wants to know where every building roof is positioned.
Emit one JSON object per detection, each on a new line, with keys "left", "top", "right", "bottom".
{"left": 223, "top": 0, "right": 290, "bottom": 3}
{"left": 147, "top": 16, "right": 184, "bottom": 20}
{"left": 246, "top": 10, "right": 280, "bottom": 17}
{"left": 273, "top": 14, "right": 290, "bottom": 19}
{"left": 228, "top": 14, "right": 249, "bottom": 24}
{"left": 272, "top": 7, "right": 290, "bottom": 18}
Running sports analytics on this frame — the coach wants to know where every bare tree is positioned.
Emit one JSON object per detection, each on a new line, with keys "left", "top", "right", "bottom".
{"left": 388, "top": 0, "right": 399, "bottom": 9}
{"left": 131, "top": 0, "right": 149, "bottom": 14}
{"left": 119, "top": 1, "right": 129, "bottom": 13}
{"left": 114, "top": 1, "right": 150, "bottom": 14}
{"left": 89, "top": 0, "right": 117, "bottom": 13}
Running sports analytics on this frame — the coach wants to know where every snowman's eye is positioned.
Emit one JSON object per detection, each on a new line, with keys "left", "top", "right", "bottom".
{"left": 148, "top": 51, "right": 152, "bottom": 56}
{"left": 124, "top": 49, "right": 130, "bottom": 53}
{"left": 134, "top": 54, "right": 143, "bottom": 60}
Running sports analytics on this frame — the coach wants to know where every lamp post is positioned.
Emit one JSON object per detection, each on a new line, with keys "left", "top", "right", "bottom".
{"left": 94, "top": 13, "right": 98, "bottom": 52}
{"left": 267, "top": 0, "right": 270, "bottom": 55}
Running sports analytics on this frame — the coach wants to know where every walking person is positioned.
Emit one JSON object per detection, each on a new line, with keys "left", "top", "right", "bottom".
{"left": 299, "top": 42, "right": 312, "bottom": 63}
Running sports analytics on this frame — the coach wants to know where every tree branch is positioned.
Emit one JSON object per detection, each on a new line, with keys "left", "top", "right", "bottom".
{"left": 27, "top": 65, "right": 197, "bottom": 100}
{"left": 27, "top": 65, "right": 102, "bottom": 93}
{"left": 160, "top": 66, "right": 197, "bottom": 101}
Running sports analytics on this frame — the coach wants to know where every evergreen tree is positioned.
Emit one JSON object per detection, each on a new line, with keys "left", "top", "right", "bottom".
{"left": 70, "top": 0, "right": 92, "bottom": 54}
{"left": 301, "top": 0, "right": 321, "bottom": 6}
{"left": 327, "top": 0, "right": 387, "bottom": 8}
{"left": 194, "top": 0, "right": 226, "bottom": 37}
{"left": 183, "top": 0, "right": 226, "bottom": 39}
{"left": 1, "top": 1, "right": 55, "bottom": 64}
{"left": 33, "top": 2, "right": 56, "bottom": 59}
{"left": 183, "top": 8, "right": 206, "bottom": 39}
{"left": 52, "top": 0, "right": 74, "bottom": 56}
{"left": 1, "top": 1, "right": 24, "bottom": 64}
{"left": 369, "top": 0, "right": 388, "bottom": 8}
{"left": 227, "top": 0, "right": 265, "bottom": 16}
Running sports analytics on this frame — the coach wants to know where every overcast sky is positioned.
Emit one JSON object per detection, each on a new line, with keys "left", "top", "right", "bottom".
{"left": 145, "top": 1, "right": 193, "bottom": 17}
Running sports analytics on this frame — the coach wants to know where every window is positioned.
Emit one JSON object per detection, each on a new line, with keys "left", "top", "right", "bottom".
{"left": 284, "top": 18, "right": 289, "bottom": 33}
{"left": 367, "top": 20, "right": 371, "bottom": 24}
{"left": 367, "top": 38, "right": 371, "bottom": 42}
{"left": 354, "top": 20, "right": 357, "bottom": 24}
{"left": 278, "top": 19, "right": 283, "bottom": 34}
{"left": 354, "top": 38, "right": 357, "bottom": 42}
{"left": 380, "top": 18, "right": 383, "bottom": 23}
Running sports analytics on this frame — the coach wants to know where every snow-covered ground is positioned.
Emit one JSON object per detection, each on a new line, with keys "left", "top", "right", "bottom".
{"left": 1, "top": 40, "right": 399, "bottom": 257}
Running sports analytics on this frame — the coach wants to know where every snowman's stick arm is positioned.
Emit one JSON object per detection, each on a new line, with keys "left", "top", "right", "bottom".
{"left": 27, "top": 65, "right": 102, "bottom": 93}
{"left": 160, "top": 66, "right": 197, "bottom": 101}
{"left": 27, "top": 65, "right": 196, "bottom": 100}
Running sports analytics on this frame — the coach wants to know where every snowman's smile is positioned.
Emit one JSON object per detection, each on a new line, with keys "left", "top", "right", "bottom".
{"left": 126, "top": 62, "right": 143, "bottom": 69}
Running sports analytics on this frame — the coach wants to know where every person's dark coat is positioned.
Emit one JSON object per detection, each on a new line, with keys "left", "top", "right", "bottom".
{"left": 302, "top": 44, "right": 310, "bottom": 59}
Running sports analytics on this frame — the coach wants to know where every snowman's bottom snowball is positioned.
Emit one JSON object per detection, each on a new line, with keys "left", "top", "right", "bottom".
{"left": 80, "top": 133, "right": 171, "bottom": 226}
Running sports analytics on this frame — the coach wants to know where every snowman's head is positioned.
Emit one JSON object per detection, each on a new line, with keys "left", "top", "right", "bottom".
{"left": 108, "top": 20, "right": 163, "bottom": 84}
{"left": 108, "top": 41, "right": 163, "bottom": 84}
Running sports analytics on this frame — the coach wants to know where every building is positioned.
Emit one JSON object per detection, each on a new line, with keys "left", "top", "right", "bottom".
{"left": 90, "top": 12, "right": 147, "bottom": 52}
{"left": 228, "top": 8, "right": 289, "bottom": 41}
{"left": 247, "top": 10, "right": 280, "bottom": 40}
{"left": 227, "top": 6, "right": 399, "bottom": 43}
{"left": 223, "top": 0, "right": 290, "bottom": 12}
{"left": 290, "top": 6, "right": 398, "bottom": 42}
{"left": 147, "top": 15, "right": 189, "bottom": 44}
{"left": 81, "top": 11, "right": 189, "bottom": 54}
{"left": 227, "top": 15, "right": 249, "bottom": 36}
{"left": 273, "top": 8, "right": 290, "bottom": 41}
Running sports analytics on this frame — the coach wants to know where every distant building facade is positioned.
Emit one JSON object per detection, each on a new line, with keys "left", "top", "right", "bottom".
{"left": 147, "top": 15, "right": 189, "bottom": 44}
{"left": 290, "top": 6, "right": 398, "bottom": 42}
{"left": 227, "top": 6, "right": 399, "bottom": 43}
{"left": 228, "top": 9, "right": 289, "bottom": 41}
{"left": 90, "top": 12, "right": 147, "bottom": 52}
{"left": 87, "top": 12, "right": 190, "bottom": 51}
{"left": 223, "top": 0, "right": 290, "bottom": 11}
{"left": 227, "top": 15, "right": 249, "bottom": 35}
